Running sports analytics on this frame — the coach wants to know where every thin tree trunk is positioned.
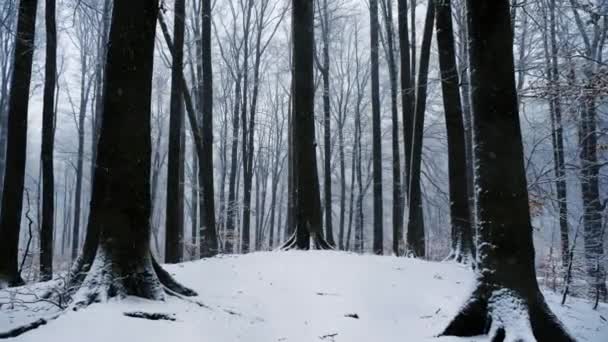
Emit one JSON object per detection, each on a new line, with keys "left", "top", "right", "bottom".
{"left": 320, "top": 0, "right": 335, "bottom": 247}
{"left": 40, "top": 0, "right": 57, "bottom": 281}
{"left": 382, "top": 0, "right": 403, "bottom": 256}
{"left": 370, "top": 0, "right": 384, "bottom": 255}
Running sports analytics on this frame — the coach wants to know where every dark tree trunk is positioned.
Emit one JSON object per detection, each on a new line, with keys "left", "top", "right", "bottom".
{"left": 199, "top": 0, "right": 218, "bottom": 257}
{"left": 397, "top": 0, "right": 414, "bottom": 220}
{"left": 40, "top": 0, "right": 57, "bottom": 281}
{"left": 91, "top": 0, "right": 111, "bottom": 181}
{"left": 70, "top": 0, "right": 195, "bottom": 304}
{"left": 441, "top": 1, "right": 574, "bottom": 340}
{"left": 282, "top": 0, "right": 331, "bottom": 251}
{"left": 543, "top": 0, "right": 569, "bottom": 269}
{"left": 435, "top": 0, "right": 474, "bottom": 264}
{"left": 406, "top": 2, "right": 434, "bottom": 258}
{"left": 370, "top": 0, "right": 384, "bottom": 255}
{"left": 164, "top": 0, "right": 186, "bottom": 264}
{"left": 0, "top": 0, "right": 38, "bottom": 288}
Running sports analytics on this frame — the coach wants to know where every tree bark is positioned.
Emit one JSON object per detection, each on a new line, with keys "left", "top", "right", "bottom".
{"left": 0, "top": 0, "right": 38, "bottom": 288}
{"left": 435, "top": 0, "right": 474, "bottom": 264}
{"left": 441, "top": 1, "right": 574, "bottom": 339}
{"left": 40, "top": 0, "right": 57, "bottom": 281}
{"left": 72, "top": 0, "right": 195, "bottom": 304}
{"left": 282, "top": 0, "right": 331, "bottom": 250}
{"left": 406, "top": 2, "right": 434, "bottom": 258}
{"left": 164, "top": 0, "right": 186, "bottom": 263}
{"left": 199, "top": 0, "right": 218, "bottom": 257}
{"left": 370, "top": 0, "right": 384, "bottom": 255}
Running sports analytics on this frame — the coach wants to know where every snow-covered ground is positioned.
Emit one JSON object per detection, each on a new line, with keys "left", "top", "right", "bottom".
{"left": 1, "top": 251, "right": 606, "bottom": 341}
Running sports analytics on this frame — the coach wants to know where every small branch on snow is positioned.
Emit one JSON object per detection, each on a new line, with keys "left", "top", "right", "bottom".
{"left": 123, "top": 311, "right": 176, "bottom": 321}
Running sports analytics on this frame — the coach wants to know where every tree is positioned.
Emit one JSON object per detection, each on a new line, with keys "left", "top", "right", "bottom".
{"left": 40, "top": 0, "right": 57, "bottom": 281}
{"left": 434, "top": 0, "right": 474, "bottom": 264}
{"left": 199, "top": 0, "right": 218, "bottom": 257}
{"left": 380, "top": 0, "right": 403, "bottom": 256}
{"left": 0, "top": 0, "right": 38, "bottom": 288}
{"left": 318, "top": 0, "right": 335, "bottom": 248}
{"left": 71, "top": 0, "right": 195, "bottom": 304}
{"left": 406, "top": 1, "right": 434, "bottom": 258}
{"left": 369, "top": 0, "right": 383, "bottom": 255}
{"left": 70, "top": 8, "right": 96, "bottom": 262}
{"left": 441, "top": 1, "right": 574, "bottom": 340}
{"left": 281, "top": 0, "right": 331, "bottom": 250}
{"left": 165, "top": 0, "right": 186, "bottom": 263}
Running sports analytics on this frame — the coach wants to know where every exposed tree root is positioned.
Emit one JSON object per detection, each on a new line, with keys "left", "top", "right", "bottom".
{"left": 279, "top": 232, "right": 335, "bottom": 251}
{"left": 70, "top": 249, "right": 197, "bottom": 309}
{"left": 151, "top": 255, "right": 197, "bottom": 297}
{"left": 443, "top": 249, "right": 476, "bottom": 269}
{"left": 441, "top": 286, "right": 575, "bottom": 342}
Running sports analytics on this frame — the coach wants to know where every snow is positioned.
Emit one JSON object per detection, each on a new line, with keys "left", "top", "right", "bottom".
{"left": 1, "top": 251, "right": 607, "bottom": 341}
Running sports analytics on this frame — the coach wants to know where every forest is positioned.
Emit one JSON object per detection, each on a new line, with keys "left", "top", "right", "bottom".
{"left": 0, "top": 0, "right": 607, "bottom": 341}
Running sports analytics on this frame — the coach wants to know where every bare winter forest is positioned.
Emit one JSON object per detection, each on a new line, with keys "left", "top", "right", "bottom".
{"left": 0, "top": 0, "right": 607, "bottom": 341}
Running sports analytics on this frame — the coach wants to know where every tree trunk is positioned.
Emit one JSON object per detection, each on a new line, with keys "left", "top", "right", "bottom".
{"left": 370, "top": 0, "right": 384, "bottom": 255}
{"left": 441, "top": 1, "right": 574, "bottom": 339}
{"left": 282, "top": 0, "right": 331, "bottom": 250}
{"left": 382, "top": 0, "right": 403, "bottom": 256}
{"left": 199, "top": 0, "right": 218, "bottom": 257}
{"left": 0, "top": 0, "right": 38, "bottom": 288}
{"left": 164, "top": 0, "right": 186, "bottom": 264}
{"left": 40, "top": 0, "right": 57, "bottom": 281}
{"left": 435, "top": 0, "right": 474, "bottom": 264}
{"left": 320, "top": 0, "right": 335, "bottom": 247}
{"left": 71, "top": 0, "right": 195, "bottom": 305}
{"left": 240, "top": 0, "right": 254, "bottom": 253}
{"left": 225, "top": 75, "right": 242, "bottom": 253}
{"left": 406, "top": 2, "right": 434, "bottom": 258}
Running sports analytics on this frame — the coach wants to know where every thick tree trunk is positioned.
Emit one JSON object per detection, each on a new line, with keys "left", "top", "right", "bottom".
{"left": 72, "top": 0, "right": 195, "bottom": 305}
{"left": 164, "top": 0, "right": 186, "bottom": 264}
{"left": 370, "top": 0, "right": 384, "bottom": 255}
{"left": 406, "top": 2, "right": 434, "bottom": 258}
{"left": 441, "top": 1, "right": 574, "bottom": 340}
{"left": 282, "top": 0, "right": 331, "bottom": 251}
{"left": 435, "top": 0, "right": 474, "bottom": 264}
{"left": 0, "top": 0, "right": 38, "bottom": 288}
{"left": 40, "top": 0, "right": 57, "bottom": 281}
{"left": 199, "top": 0, "right": 218, "bottom": 257}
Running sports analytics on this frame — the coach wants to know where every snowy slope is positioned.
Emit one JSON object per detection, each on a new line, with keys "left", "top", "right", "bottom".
{"left": 1, "top": 251, "right": 606, "bottom": 341}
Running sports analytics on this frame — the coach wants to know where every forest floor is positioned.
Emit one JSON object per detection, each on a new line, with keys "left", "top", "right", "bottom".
{"left": 1, "top": 251, "right": 606, "bottom": 341}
